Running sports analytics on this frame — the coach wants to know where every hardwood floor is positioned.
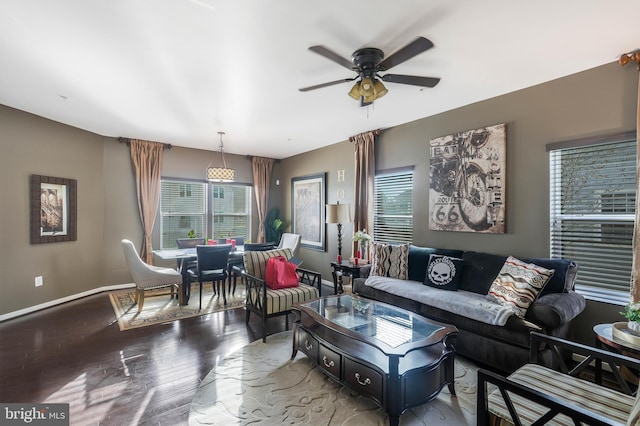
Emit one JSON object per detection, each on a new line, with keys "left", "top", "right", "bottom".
{"left": 0, "top": 290, "right": 296, "bottom": 426}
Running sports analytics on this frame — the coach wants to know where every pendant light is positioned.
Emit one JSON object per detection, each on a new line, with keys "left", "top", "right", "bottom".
{"left": 206, "top": 132, "right": 235, "bottom": 182}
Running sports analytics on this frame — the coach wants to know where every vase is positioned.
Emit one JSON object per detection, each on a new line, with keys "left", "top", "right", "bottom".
{"left": 628, "top": 321, "right": 640, "bottom": 336}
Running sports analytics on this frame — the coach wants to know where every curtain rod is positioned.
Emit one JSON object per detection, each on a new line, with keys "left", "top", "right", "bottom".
{"left": 349, "top": 129, "right": 380, "bottom": 142}
{"left": 245, "top": 155, "right": 281, "bottom": 163}
{"left": 118, "top": 137, "right": 172, "bottom": 149}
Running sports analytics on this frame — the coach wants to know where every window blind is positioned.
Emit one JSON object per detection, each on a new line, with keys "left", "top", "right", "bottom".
{"left": 374, "top": 169, "right": 414, "bottom": 243}
{"left": 211, "top": 184, "right": 251, "bottom": 239}
{"left": 160, "top": 180, "right": 207, "bottom": 248}
{"left": 549, "top": 138, "right": 636, "bottom": 304}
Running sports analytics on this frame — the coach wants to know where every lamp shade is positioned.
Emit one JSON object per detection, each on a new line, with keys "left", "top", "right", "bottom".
{"left": 359, "top": 78, "right": 375, "bottom": 98}
{"left": 326, "top": 203, "right": 351, "bottom": 224}
{"left": 348, "top": 82, "right": 361, "bottom": 100}
{"left": 373, "top": 79, "right": 388, "bottom": 98}
{"left": 207, "top": 166, "right": 235, "bottom": 182}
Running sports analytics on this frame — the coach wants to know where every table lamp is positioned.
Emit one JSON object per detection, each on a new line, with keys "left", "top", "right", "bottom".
{"left": 326, "top": 202, "right": 352, "bottom": 263}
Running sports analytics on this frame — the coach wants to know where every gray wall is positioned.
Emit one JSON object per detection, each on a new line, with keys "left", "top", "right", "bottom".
{"left": 279, "top": 61, "right": 638, "bottom": 343}
{"left": 0, "top": 61, "right": 637, "bottom": 344}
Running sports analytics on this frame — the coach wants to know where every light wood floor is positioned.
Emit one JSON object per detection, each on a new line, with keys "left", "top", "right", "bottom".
{"left": 0, "top": 290, "right": 297, "bottom": 425}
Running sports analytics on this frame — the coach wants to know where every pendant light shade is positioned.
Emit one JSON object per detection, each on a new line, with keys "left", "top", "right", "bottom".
{"left": 207, "top": 132, "right": 235, "bottom": 182}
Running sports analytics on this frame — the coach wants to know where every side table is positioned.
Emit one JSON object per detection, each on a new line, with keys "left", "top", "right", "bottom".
{"left": 330, "top": 261, "right": 365, "bottom": 294}
{"left": 593, "top": 323, "right": 640, "bottom": 385}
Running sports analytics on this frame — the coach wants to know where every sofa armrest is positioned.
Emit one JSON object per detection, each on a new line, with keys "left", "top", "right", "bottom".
{"left": 358, "top": 264, "right": 371, "bottom": 279}
{"left": 526, "top": 291, "right": 586, "bottom": 329}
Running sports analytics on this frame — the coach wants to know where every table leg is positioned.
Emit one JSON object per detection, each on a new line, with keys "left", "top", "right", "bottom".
{"left": 332, "top": 270, "right": 339, "bottom": 295}
{"left": 595, "top": 338, "right": 603, "bottom": 385}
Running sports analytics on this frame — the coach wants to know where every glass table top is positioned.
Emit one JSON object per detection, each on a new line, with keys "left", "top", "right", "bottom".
{"left": 299, "top": 294, "right": 445, "bottom": 349}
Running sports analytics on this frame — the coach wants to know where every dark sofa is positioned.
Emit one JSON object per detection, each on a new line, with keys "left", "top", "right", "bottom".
{"left": 352, "top": 245, "right": 586, "bottom": 373}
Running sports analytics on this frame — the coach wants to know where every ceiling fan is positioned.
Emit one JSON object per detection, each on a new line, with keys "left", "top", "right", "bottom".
{"left": 299, "top": 37, "right": 440, "bottom": 106}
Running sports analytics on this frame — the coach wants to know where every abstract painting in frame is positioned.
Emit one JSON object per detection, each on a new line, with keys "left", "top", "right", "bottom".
{"left": 30, "top": 175, "right": 77, "bottom": 244}
{"left": 429, "top": 123, "right": 506, "bottom": 233}
{"left": 291, "top": 173, "right": 326, "bottom": 251}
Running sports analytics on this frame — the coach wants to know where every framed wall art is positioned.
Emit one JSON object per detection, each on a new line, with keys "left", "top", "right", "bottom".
{"left": 291, "top": 173, "right": 326, "bottom": 251}
{"left": 429, "top": 123, "right": 506, "bottom": 233}
{"left": 30, "top": 174, "right": 77, "bottom": 244}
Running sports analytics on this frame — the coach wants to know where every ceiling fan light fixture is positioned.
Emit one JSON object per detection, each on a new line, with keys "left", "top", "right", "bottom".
{"left": 206, "top": 132, "right": 235, "bottom": 182}
{"left": 373, "top": 79, "right": 388, "bottom": 98}
{"left": 359, "top": 78, "right": 375, "bottom": 97}
{"left": 348, "top": 82, "right": 361, "bottom": 100}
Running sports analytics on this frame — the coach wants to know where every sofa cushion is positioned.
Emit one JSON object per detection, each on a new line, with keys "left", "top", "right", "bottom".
{"left": 371, "top": 242, "right": 409, "bottom": 279}
{"left": 459, "top": 251, "right": 508, "bottom": 294}
{"left": 424, "top": 255, "right": 465, "bottom": 291}
{"left": 408, "top": 245, "right": 464, "bottom": 282}
{"left": 486, "top": 256, "right": 554, "bottom": 319}
{"left": 522, "top": 257, "right": 578, "bottom": 295}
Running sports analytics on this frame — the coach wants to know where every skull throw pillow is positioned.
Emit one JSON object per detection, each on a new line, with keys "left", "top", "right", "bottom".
{"left": 424, "top": 254, "right": 465, "bottom": 290}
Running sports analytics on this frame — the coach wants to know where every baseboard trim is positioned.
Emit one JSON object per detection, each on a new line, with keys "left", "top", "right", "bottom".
{"left": 2, "top": 278, "right": 338, "bottom": 322}
{"left": 0, "top": 283, "right": 136, "bottom": 322}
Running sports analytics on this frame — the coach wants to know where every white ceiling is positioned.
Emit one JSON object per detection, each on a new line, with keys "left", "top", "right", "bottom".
{"left": 1, "top": 0, "right": 639, "bottom": 159}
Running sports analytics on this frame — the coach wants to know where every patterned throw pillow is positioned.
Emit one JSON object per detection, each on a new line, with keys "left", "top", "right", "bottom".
{"left": 424, "top": 255, "right": 465, "bottom": 291}
{"left": 486, "top": 256, "right": 555, "bottom": 318}
{"left": 370, "top": 242, "right": 409, "bottom": 280}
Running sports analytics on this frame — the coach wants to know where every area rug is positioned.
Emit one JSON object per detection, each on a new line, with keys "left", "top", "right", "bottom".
{"left": 109, "top": 285, "right": 246, "bottom": 331}
{"left": 189, "top": 331, "right": 477, "bottom": 425}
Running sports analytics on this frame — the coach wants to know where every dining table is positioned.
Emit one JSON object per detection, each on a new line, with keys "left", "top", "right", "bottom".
{"left": 153, "top": 245, "right": 244, "bottom": 305}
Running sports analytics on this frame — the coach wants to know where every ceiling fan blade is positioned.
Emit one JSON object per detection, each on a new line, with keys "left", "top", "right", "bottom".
{"left": 299, "top": 77, "right": 356, "bottom": 92}
{"left": 377, "top": 37, "right": 434, "bottom": 71}
{"left": 308, "top": 46, "right": 354, "bottom": 70}
{"left": 381, "top": 74, "right": 440, "bottom": 88}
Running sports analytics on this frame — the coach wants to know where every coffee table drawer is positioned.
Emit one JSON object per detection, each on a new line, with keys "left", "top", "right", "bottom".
{"left": 318, "top": 344, "right": 341, "bottom": 379}
{"left": 344, "top": 358, "right": 383, "bottom": 402}
{"left": 297, "top": 328, "right": 318, "bottom": 361}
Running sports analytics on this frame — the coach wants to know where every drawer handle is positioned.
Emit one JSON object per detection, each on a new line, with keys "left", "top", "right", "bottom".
{"left": 304, "top": 340, "right": 313, "bottom": 351}
{"left": 322, "top": 356, "right": 335, "bottom": 368}
{"left": 355, "top": 372, "right": 371, "bottom": 386}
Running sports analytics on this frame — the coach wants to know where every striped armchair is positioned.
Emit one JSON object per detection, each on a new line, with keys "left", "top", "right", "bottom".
{"left": 241, "top": 248, "right": 321, "bottom": 342}
{"left": 478, "top": 332, "right": 640, "bottom": 426}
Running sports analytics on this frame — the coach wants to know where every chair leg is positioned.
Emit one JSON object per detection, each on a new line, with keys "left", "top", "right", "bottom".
{"left": 199, "top": 280, "right": 203, "bottom": 311}
{"left": 221, "top": 279, "right": 227, "bottom": 305}
{"left": 137, "top": 290, "right": 145, "bottom": 312}
{"left": 177, "top": 284, "right": 183, "bottom": 305}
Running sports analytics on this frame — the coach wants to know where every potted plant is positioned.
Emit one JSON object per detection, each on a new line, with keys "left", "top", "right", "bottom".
{"left": 265, "top": 207, "right": 287, "bottom": 244}
{"left": 621, "top": 302, "right": 640, "bottom": 335}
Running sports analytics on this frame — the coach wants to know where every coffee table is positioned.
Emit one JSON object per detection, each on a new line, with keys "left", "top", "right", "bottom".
{"left": 292, "top": 294, "right": 458, "bottom": 426}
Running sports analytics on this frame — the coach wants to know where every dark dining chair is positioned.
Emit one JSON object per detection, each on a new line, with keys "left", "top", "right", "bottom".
{"left": 176, "top": 238, "right": 205, "bottom": 300}
{"left": 188, "top": 244, "right": 232, "bottom": 310}
{"left": 229, "top": 242, "right": 277, "bottom": 294}
{"left": 176, "top": 238, "right": 206, "bottom": 248}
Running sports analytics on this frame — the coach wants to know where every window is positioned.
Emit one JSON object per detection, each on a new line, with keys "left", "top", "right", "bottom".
{"left": 210, "top": 184, "right": 251, "bottom": 239}
{"left": 160, "top": 179, "right": 252, "bottom": 248}
{"left": 373, "top": 168, "right": 414, "bottom": 243}
{"left": 549, "top": 134, "right": 636, "bottom": 304}
{"left": 160, "top": 180, "right": 207, "bottom": 249}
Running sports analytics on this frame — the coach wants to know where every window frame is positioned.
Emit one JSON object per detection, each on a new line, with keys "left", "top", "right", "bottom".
{"left": 159, "top": 177, "right": 252, "bottom": 249}
{"left": 373, "top": 167, "right": 414, "bottom": 244}
{"left": 548, "top": 131, "right": 636, "bottom": 305}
